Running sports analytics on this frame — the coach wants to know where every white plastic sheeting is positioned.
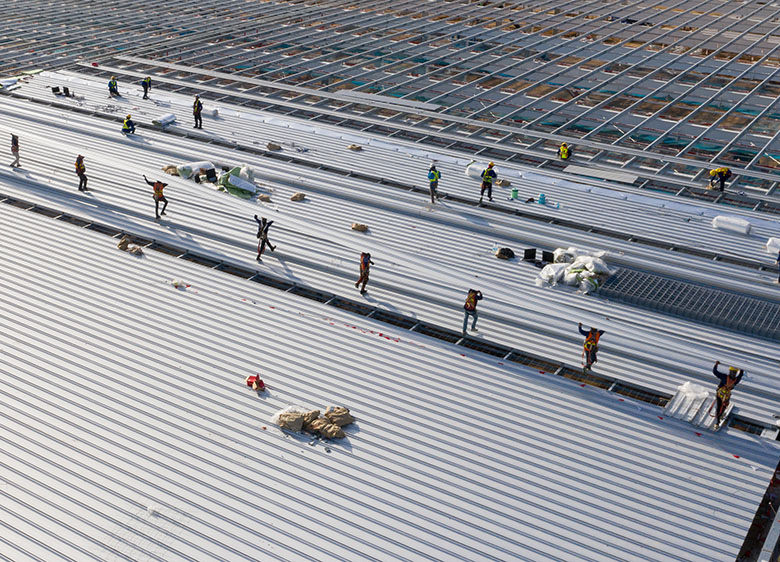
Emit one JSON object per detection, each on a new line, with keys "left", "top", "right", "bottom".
{"left": 152, "top": 113, "right": 176, "bottom": 127}
{"left": 712, "top": 215, "right": 753, "bottom": 236}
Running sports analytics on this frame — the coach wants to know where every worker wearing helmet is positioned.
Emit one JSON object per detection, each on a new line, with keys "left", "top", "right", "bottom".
{"left": 709, "top": 167, "right": 732, "bottom": 191}
{"left": 712, "top": 361, "right": 744, "bottom": 429}
{"left": 193, "top": 95, "right": 203, "bottom": 129}
{"left": 122, "top": 115, "right": 136, "bottom": 135}
{"left": 141, "top": 76, "right": 152, "bottom": 99}
{"left": 479, "top": 162, "right": 497, "bottom": 205}
{"left": 558, "top": 142, "right": 571, "bottom": 160}
{"left": 108, "top": 76, "right": 119, "bottom": 97}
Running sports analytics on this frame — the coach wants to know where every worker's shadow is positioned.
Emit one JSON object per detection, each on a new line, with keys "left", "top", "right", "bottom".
{"left": 362, "top": 292, "right": 405, "bottom": 316}
{"left": 266, "top": 255, "right": 305, "bottom": 285}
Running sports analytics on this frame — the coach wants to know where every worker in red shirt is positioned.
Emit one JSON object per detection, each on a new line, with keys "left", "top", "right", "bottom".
{"left": 144, "top": 175, "right": 168, "bottom": 219}
{"left": 355, "top": 252, "right": 374, "bottom": 295}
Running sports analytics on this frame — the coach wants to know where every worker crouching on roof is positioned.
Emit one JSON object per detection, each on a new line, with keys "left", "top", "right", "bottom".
{"left": 108, "top": 76, "right": 119, "bottom": 97}
{"left": 558, "top": 142, "right": 571, "bottom": 160}
{"left": 579, "top": 323, "right": 605, "bottom": 372}
{"left": 122, "top": 115, "right": 136, "bottom": 135}
{"left": 709, "top": 167, "right": 732, "bottom": 191}
{"left": 479, "top": 162, "right": 496, "bottom": 205}
{"left": 712, "top": 361, "right": 744, "bottom": 429}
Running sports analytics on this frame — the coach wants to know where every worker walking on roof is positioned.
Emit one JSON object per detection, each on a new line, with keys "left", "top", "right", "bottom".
{"left": 579, "top": 323, "right": 605, "bottom": 372}
{"left": 75, "top": 155, "right": 88, "bottom": 192}
{"left": 108, "top": 76, "right": 119, "bottom": 97}
{"left": 355, "top": 252, "right": 374, "bottom": 295}
{"left": 712, "top": 361, "right": 744, "bottom": 429}
{"left": 141, "top": 76, "right": 152, "bottom": 99}
{"left": 254, "top": 215, "right": 276, "bottom": 261}
{"left": 122, "top": 115, "right": 136, "bottom": 135}
{"left": 10, "top": 134, "right": 20, "bottom": 168}
{"left": 144, "top": 175, "right": 168, "bottom": 219}
{"left": 558, "top": 142, "right": 571, "bottom": 160}
{"left": 462, "top": 289, "right": 483, "bottom": 336}
{"left": 193, "top": 95, "right": 203, "bottom": 129}
{"left": 479, "top": 162, "right": 496, "bottom": 205}
{"left": 428, "top": 165, "right": 440, "bottom": 204}
{"left": 709, "top": 167, "right": 732, "bottom": 191}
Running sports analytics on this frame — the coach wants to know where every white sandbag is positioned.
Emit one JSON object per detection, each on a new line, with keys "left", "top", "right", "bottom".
{"left": 201, "top": 106, "right": 219, "bottom": 118}
{"left": 563, "top": 271, "right": 581, "bottom": 285}
{"left": 585, "top": 257, "right": 613, "bottom": 275}
{"left": 553, "top": 247, "right": 589, "bottom": 263}
{"left": 767, "top": 237, "right": 780, "bottom": 254}
{"left": 579, "top": 277, "right": 599, "bottom": 294}
{"left": 238, "top": 166, "right": 255, "bottom": 181}
{"left": 152, "top": 113, "right": 176, "bottom": 126}
{"left": 539, "top": 263, "right": 567, "bottom": 284}
{"left": 712, "top": 215, "right": 752, "bottom": 236}
{"left": 177, "top": 160, "right": 215, "bottom": 179}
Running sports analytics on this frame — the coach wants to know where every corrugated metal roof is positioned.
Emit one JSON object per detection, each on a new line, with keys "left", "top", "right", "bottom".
{"left": 1, "top": 202, "right": 778, "bottom": 561}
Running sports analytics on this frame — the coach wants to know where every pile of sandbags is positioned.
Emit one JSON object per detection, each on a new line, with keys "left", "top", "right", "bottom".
{"left": 272, "top": 405, "right": 354, "bottom": 439}
{"left": 266, "top": 142, "right": 282, "bottom": 151}
{"left": 538, "top": 247, "right": 614, "bottom": 294}
{"left": 351, "top": 223, "right": 368, "bottom": 232}
{"left": 347, "top": 144, "right": 363, "bottom": 151}
{"left": 116, "top": 235, "right": 143, "bottom": 256}
{"left": 767, "top": 237, "right": 780, "bottom": 255}
{"left": 495, "top": 178, "right": 511, "bottom": 187}
{"left": 290, "top": 192, "right": 306, "bottom": 201}
{"left": 161, "top": 165, "right": 179, "bottom": 176}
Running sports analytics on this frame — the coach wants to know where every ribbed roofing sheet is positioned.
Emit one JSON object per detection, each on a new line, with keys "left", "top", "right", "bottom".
{"left": 1, "top": 201, "right": 779, "bottom": 562}
{"left": 0, "top": 77, "right": 779, "bottom": 430}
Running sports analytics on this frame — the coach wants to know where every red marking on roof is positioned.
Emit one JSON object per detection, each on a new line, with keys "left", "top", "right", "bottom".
{"left": 657, "top": 416, "right": 663, "bottom": 420}
{"left": 241, "top": 298, "right": 246, "bottom": 301}
{"left": 695, "top": 432, "right": 702, "bottom": 437}
{"left": 579, "top": 383, "right": 586, "bottom": 387}
{"left": 539, "top": 370, "right": 545, "bottom": 374}
{"left": 269, "top": 306, "right": 276, "bottom": 309}
{"left": 618, "top": 398, "right": 624, "bottom": 402}
{"left": 460, "top": 353, "right": 466, "bottom": 357}
{"left": 733, "top": 455, "right": 741, "bottom": 459}
{"left": 497, "top": 362, "right": 504, "bottom": 365}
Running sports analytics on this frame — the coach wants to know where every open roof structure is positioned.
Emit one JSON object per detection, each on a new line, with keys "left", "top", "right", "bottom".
{"left": 2, "top": 1, "right": 780, "bottom": 560}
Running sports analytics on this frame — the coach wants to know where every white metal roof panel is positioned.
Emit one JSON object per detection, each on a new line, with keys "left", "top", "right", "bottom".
{"left": 1, "top": 191, "right": 779, "bottom": 562}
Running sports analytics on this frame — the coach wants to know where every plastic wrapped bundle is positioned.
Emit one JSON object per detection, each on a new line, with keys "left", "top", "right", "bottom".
{"left": 152, "top": 113, "right": 176, "bottom": 127}
{"left": 711, "top": 215, "right": 752, "bottom": 236}
{"left": 539, "top": 263, "right": 567, "bottom": 285}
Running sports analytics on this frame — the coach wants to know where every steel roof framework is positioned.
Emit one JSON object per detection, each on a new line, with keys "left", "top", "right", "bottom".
{"left": 3, "top": 0, "right": 780, "bottom": 195}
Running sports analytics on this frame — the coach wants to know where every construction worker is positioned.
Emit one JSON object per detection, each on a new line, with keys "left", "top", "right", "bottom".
{"left": 75, "top": 155, "right": 88, "bottom": 192}
{"left": 462, "top": 289, "right": 483, "bottom": 335}
{"left": 427, "top": 165, "right": 440, "bottom": 204}
{"left": 122, "top": 115, "right": 136, "bottom": 135}
{"left": 479, "top": 162, "right": 496, "bottom": 205}
{"left": 712, "top": 361, "right": 744, "bottom": 429}
{"left": 254, "top": 215, "right": 276, "bottom": 261}
{"left": 709, "top": 167, "right": 732, "bottom": 191}
{"left": 10, "top": 134, "right": 20, "bottom": 168}
{"left": 355, "top": 252, "right": 374, "bottom": 295}
{"left": 144, "top": 175, "right": 168, "bottom": 219}
{"left": 579, "top": 323, "right": 605, "bottom": 371}
{"left": 776, "top": 250, "right": 780, "bottom": 283}
{"left": 558, "top": 142, "right": 571, "bottom": 160}
{"left": 193, "top": 95, "right": 203, "bottom": 129}
{"left": 141, "top": 76, "right": 152, "bottom": 99}
{"left": 108, "top": 76, "right": 119, "bottom": 97}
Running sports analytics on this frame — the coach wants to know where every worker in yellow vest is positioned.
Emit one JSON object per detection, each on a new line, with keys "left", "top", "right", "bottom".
{"left": 709, "top": 167, "right": 732, "bottom": 191}
{"left": 558, "top": 142, "right": 571, "bottom": 160}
